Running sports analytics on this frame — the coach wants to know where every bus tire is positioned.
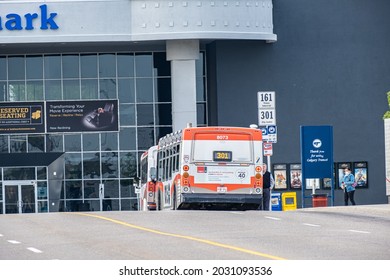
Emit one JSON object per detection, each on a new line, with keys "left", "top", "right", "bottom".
{"left": 157, "top": 191, "right": 162, "bottom": 211}
{"left": 172, "top": 186, "right": 177, "bottom": 210}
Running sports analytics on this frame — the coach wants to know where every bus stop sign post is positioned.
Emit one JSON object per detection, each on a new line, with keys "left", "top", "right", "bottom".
{"left": 300, "top": 126, "right": 334, "bottom": 208}
{"left": 257, "top": 91, "right": 276, "bottom": 171}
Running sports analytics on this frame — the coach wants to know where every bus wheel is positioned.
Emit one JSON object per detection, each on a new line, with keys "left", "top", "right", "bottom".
{"left": 172, "top": 186, "right": 177, "bottom": 210}
{"left": 157, "top": 191, "right": 162, "bottom": 211}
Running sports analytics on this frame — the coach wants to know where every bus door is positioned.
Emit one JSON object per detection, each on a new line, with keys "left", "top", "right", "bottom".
{"left": 3, "top": 181, "right": 36, "bottom": 214}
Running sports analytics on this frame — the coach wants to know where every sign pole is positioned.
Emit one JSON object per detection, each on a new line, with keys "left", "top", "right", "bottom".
{"left": 258, "top": 91, "right": 276, "bottom": 210}
{"left": 267, "top": 155, "right": 271, "bottom": 172}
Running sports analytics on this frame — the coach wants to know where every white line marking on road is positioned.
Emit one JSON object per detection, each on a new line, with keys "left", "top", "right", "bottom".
{"left": 229, "top": 212, "right": 244, "bottom": 215}
{"left": 7, "top": 240, "right": 21, "bottom": 244}
{"left": 0, "top": 234, "right": 3, "bottom": 237}
{"left": 302, "top": 223, "right": 321, "bottom": 227}
{"left": 348, "top": 230, "right": 370, "bottom": 234}
{"left": 27, "top": 247, "right": 43, "bottom": 254}
{"left": 265, "top": 216, "right": 281, "bottom": 221}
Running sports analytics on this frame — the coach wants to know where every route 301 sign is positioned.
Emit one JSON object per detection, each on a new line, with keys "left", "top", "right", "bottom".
{"left": 258, "top": 91, "right": 276, "bottom": 126}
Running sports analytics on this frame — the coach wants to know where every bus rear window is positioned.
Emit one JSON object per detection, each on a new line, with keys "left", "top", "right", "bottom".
{"left": 193, "top": 140, "right": 252, "bottom": 162}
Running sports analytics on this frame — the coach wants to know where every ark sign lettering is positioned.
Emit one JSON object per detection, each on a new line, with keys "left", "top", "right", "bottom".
{"left": 0, "top": 5, "right": 59, "bottom": 31}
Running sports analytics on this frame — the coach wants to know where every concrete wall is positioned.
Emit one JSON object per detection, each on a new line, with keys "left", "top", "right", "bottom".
{"left": 208, "top": 0, "right": 390, "bottom": 205}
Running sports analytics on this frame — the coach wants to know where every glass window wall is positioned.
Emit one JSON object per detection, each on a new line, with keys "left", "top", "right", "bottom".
{"left": 0, "top": 51, "right": 207, "bottom": 213}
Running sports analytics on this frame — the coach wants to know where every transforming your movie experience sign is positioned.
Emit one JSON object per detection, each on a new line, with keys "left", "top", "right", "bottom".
{"left": 0, "top": 100, "right": 118, "bottom": 134}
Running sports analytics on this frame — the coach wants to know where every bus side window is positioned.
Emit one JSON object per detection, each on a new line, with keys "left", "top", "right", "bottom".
{"left": 167, "top": 147, "right": 172, "bottom": 180}
{"left": 158, "top": 150, "right": 164, "bottom": 181}
{"left": 176, "top": 144, "right": 180, "bottom": 171}
{"left": 164, "top": 149, "right": 168, "bottom": 181}
{"left": 150, "top": 167, "right": 156, "bottom": 181}
{"left": 172, "top": 146, "right": 177, "bottom": 173}
{"left": 168, "top": 148, "right": 172, "bottom": 180}
{"left": 140, "top": 157, "right": 147, "bottom": 184}
{"left": 171, "top": 148, "right": 175, "bottom": 176}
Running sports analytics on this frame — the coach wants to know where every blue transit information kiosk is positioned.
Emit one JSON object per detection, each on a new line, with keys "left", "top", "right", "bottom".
{"left": 300, "top": 126, "right": 334, "bottom": 208}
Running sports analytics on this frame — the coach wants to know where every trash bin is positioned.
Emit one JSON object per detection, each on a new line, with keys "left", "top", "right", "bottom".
{"left": 271, "top": 192, "right": 282, "bottom": 211}
{"left": 282, "top": 192, "right": 297, "bottom": 211}
{"left": 312, "top": 194, "right": 328, "bottom": 207}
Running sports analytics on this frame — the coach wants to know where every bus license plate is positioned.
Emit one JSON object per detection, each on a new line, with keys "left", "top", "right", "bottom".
{"left": 217, "top": 187, "right": 227, "bottom": 193}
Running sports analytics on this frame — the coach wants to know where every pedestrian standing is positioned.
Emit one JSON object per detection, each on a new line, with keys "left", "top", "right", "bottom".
{"left": 262, "top": 163, "right": 275, "bottom": 210}
{"left": 341, "top": 167, "right": 356, "bottom": 205}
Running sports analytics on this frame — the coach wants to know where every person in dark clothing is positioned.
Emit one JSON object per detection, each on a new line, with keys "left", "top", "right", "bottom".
{"left": 262, "top": 163, "right": 275, "bottom": 211}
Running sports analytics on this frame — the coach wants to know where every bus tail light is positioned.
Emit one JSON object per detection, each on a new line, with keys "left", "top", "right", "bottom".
{"left": 148, "top": 182, "right": 155, "bottom": 199}
{"left": 182, "top": 173, "right": 189, "bottom": 186}
{"left": 148, "top": 182, "right": 156, "bottom": 192}
{"left": 182, "top": 173, "right": 190, "bottom": 189}
{"left": 183, "top": 165, "right": 189, "bottom": 171}
{"left": 255, "top": 168, "right": 262, "bottom": 188}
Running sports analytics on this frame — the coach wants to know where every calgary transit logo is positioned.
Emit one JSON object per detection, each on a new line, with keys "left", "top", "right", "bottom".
{"left": 312, "top": 139, "right": 322, "bottom": 148}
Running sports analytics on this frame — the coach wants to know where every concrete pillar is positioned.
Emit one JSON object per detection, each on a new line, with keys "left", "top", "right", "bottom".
{"left": 385, "top": 119, "right": 390, "bottom": 203}
{"left": 166, "top": 40, "right": 199, "bottom": 132}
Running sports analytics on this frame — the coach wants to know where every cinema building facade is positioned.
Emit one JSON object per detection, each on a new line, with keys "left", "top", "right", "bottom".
{"left": 0, "top": 0, "right": 389, "bottom": 214}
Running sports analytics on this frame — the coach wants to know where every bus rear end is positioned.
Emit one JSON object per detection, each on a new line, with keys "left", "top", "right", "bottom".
{"left": 139, "top": 145, "right": 158, "bottom": 211}
{"left": 178, "top": 127, "right": 263, "bottom": 210}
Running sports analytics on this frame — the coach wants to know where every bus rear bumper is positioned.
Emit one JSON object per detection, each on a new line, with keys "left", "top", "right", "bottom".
{"left": 147, "top": 202, "right": 156, "bottom": 211}
{"left": 179, "top": 193, "right": 262, "bottom": 210}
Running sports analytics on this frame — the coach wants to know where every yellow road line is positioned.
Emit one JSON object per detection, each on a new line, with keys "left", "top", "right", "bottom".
{"left": 72, "top": 212, "right": 287, "bottom": 260}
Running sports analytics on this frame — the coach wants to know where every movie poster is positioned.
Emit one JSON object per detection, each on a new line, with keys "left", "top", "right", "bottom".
{"left": 353, "top": 162, "right": 368, "bottom": 188}
{"left": 273, "top": 164, "right": 287, "bottom": 190}
{"left": 0, "top": 102, "right": 45, "bottom": 134}
{"left": 46, "top": 100, "right": 118, "bottom": 133}
{"left": 323, "top": 178, "right": 332, "bottom": 189}
{"left": 289, "top": 164, "right": 302, "bottom": 189}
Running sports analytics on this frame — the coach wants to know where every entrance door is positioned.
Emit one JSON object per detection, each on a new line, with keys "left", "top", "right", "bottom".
{"left": 4, "top": 183, "right": 36, "bottom": 214}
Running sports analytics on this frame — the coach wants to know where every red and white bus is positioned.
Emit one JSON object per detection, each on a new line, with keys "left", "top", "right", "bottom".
{"left": 140, "top": 126, "right": 264, "bottom": 210}
{"left": 139, "top": 145, "right": 158, "bottom": 211}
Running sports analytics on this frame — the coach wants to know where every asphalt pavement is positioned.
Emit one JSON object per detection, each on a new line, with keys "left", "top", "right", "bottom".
{"left": 0, "top": 204, "right": 389, "bottom": 260}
